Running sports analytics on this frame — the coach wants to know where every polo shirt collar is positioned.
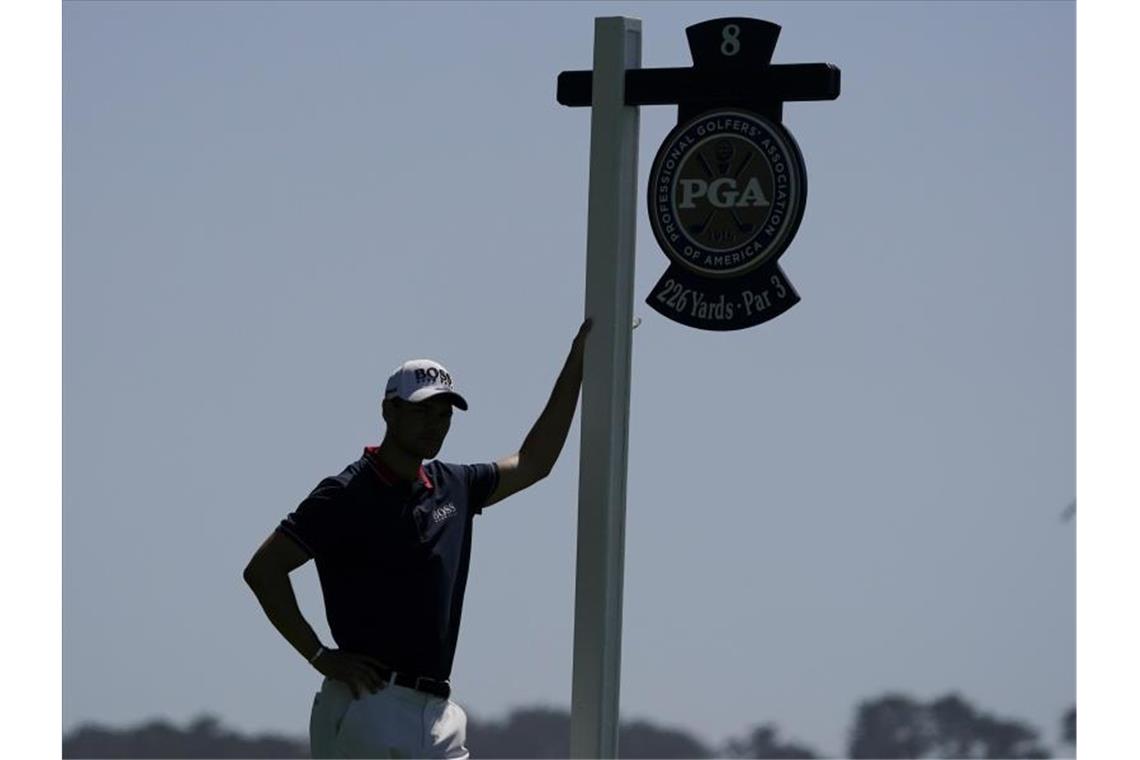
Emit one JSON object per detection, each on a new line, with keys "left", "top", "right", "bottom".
{"left": 363, "top": 446, "right": 433, "bottom": 489}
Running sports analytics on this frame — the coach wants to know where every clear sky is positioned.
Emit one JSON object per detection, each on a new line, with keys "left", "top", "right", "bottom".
{"left": 61, "top": 1, "right": 1075, "bottom": 754}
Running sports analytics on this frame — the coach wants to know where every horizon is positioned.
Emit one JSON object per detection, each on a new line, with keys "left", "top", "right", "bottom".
{"left": 63, "top": 693, "right": 1075, "bottom": 757}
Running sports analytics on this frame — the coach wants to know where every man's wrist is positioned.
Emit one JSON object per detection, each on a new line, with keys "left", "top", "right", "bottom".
{"left": 308, "top": 644, "right": 326, "bottom": 664}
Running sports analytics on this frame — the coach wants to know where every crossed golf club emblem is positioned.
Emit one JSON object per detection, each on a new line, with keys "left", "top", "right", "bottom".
{"left": 687, "top": 139, "right": 757, "bottom": 237}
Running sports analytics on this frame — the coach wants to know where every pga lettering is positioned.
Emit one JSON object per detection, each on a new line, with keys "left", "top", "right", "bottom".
{"left": 678, "top": 177, "right": 770, "bottom": 209}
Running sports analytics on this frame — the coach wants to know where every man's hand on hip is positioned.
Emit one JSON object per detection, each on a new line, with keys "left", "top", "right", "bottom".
{"left": 313, "top": 649, "right": 391, "bottom": 699}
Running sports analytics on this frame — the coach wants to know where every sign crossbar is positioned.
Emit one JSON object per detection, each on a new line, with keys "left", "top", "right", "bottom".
{"left": 557, "top": 63, "right": 840, "bottom": 107}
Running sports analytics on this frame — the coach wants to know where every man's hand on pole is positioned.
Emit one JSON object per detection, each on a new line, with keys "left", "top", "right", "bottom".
{"left": 573, "top": 318, "right": 594, "bottom": 358}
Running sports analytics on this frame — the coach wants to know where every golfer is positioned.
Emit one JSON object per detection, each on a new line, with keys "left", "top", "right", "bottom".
{"left": 243, "top": 319, "right": 592, "bottom": 758}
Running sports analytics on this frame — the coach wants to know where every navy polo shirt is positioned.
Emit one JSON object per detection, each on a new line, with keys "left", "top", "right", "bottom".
{"left": 277, "top": 447, "right": 499, "bottom": 681}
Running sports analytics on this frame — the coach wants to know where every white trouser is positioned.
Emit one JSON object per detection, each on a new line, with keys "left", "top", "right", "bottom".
{"left": 310, "top": 676, "right": 469, "bottom": 759}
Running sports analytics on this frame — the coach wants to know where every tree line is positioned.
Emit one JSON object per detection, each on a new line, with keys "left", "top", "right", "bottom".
{"left": 63, "top": 693, "right": 1075, "bottom": 758}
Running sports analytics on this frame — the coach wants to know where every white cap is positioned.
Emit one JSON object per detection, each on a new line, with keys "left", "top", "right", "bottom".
{"left": 384, "top": 359, "right": 469, "bottom": 411}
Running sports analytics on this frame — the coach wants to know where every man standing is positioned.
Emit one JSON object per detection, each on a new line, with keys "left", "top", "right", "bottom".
{"left": 243, "top": 319, "right": 592, "bottom": 759}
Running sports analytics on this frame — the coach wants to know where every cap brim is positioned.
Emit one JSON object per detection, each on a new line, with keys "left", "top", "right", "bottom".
{"left": 406, "top": 387, "right": 469, "bottom": 411}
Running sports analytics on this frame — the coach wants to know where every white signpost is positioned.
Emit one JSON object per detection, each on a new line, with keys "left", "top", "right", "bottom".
{"left": 570, "top": 16, "right": 641, "bottom": 760}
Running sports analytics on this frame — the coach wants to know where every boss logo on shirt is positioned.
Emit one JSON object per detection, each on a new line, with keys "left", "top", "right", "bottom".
{"left": 415, "top": 367, "right": 453, "bottom": 387}
{"left": 431, "top": 503, "right": 457, "bottom": 524}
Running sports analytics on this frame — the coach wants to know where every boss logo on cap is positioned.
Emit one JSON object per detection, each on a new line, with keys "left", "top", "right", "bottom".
{"left": 414, "top": 367, "right": 453, "bottom": 387}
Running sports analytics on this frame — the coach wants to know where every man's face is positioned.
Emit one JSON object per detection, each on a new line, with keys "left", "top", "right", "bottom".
{"left": 387, "top": 396, "right": 454, "bottom": 459}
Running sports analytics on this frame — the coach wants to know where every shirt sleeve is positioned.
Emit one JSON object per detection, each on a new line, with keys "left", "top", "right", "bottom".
{"left": 464, "top": 462, "right": 500, "bottom": 516}
{"left": 276, "top": 476, "right": 347, "bottom": 559}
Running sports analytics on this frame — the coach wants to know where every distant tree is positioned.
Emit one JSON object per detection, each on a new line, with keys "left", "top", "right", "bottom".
{"left": 468, "top": 707, "right": 570, "bottom": 758}
{"left": 722, "top": 722, "right": 819, "bottom": 758}
{"left": 848, "top": 693, "right": 1051, "bottom": 759}
{"left": 62, "top": 714, "right": 308, "bottom": 758}
{"left": 466, "top": 707, "right": 713, "bottom": 758}
{"left": 848, "top": 693, "right": 930, "bottom": 759}
{"left": 619, "top": 718, "right": 713, "bottom": 758}
{"left": 1062, "top": 705, "right": 1075, "bottom": 746}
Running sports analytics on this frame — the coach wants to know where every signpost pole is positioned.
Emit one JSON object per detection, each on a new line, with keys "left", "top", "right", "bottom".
{"left": 570, "top": 15, "right": 641, "bottom": 760}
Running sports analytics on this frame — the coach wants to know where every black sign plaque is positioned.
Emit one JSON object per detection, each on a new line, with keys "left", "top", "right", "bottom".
{"left": 646, "top": 108, "right": 807, "bottom": 329}
{"left": 558, "top": 18, "right": 841, "bottom": 331}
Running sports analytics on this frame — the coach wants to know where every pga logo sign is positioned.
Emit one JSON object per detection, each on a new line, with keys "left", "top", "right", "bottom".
{"left": 648, "top": 110, "right": 805, "bottom": 279}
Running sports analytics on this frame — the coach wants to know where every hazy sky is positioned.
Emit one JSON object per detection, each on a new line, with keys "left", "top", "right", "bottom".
{"left": 62, "top": 1, "right": 1075, "bottom": 754}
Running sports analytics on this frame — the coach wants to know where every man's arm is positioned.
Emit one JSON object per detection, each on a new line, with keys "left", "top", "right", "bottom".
{"left": 243, "top": 531, "right": 390, "bottom": 699}
{"left": 485, "top": 318, "right": 592, "bottom": 508}
{"left": 243, "top": 531, "right": 325, "bottom": 662}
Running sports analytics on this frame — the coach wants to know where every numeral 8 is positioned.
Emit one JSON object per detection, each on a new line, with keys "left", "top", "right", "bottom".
{"left": 721, "top": 24, "right": 741, "bottom": 56}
